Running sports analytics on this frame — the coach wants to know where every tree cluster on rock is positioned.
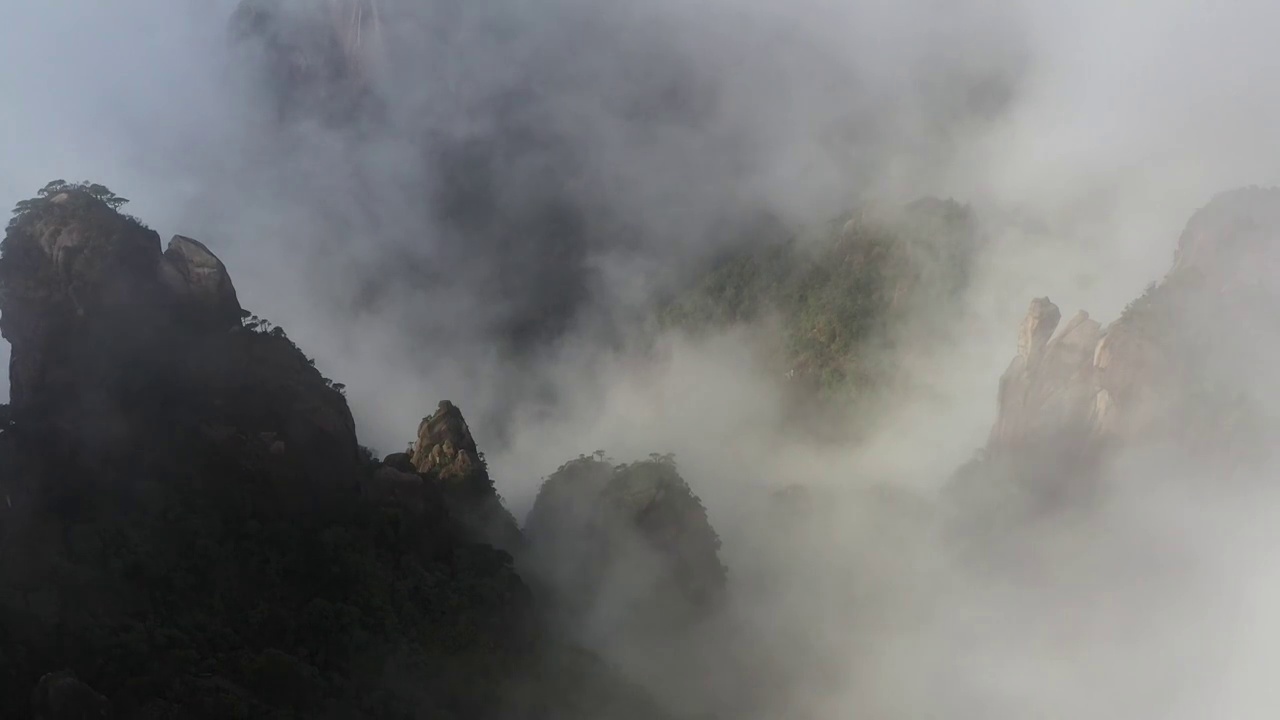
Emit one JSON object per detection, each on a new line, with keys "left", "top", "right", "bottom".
{"left": 524, "top": 455, "right": 727, "bottom": 641}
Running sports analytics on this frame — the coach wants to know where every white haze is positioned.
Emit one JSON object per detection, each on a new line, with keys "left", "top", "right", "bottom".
{"left": 3, "top": 0, "right": 1280, "bottom": 718}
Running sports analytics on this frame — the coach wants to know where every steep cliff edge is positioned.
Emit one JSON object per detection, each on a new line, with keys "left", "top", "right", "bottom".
{"left": 982, "top": 186, "right": 1280, "bottom": 485}
{"left": 0, "top": 181, "right": 359, "bottom": 483}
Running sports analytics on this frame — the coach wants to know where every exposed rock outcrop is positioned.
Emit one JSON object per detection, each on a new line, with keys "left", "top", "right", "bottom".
{"left": 158, "top": 235, "right": 242, "bottom": 329}
{"left": 1, "top": 187, "right": 165, "bottom": 411}
{"left": 989, "top": 300, "right": 1103, "bottom": 449}
{"left": 407, "top": 401, "right": 522, "bottom": 551}
{"left": 412, "top": 400, "right": 483, "bottom": 481}
{"left": 984, "top": 187, "right": 1280, "bottom": 479}
{"left": 0, "top": 183, "right": 358, "bottom": 479}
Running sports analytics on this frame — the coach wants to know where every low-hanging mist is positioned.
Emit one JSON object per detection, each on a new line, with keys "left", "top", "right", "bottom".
{"left": 3, "top": 0, "right": 1280, "bottom": 718}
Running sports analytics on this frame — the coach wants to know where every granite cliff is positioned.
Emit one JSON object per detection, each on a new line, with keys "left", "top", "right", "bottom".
{"left": 978, "top": 186, "right": 1280, "bottom": 494}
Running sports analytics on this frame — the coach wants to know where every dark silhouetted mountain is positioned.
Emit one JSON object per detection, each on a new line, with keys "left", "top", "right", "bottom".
{"left": 524, "top": 455, "right": 726, "bottom": 639}
{"left": 0, "top": 182, "right": 680, "bottom": 720}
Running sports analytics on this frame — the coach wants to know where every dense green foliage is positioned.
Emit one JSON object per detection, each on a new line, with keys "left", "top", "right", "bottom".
{"left": 525, "top": 456, "right": 726, "bottom": 633}
{"left": 0, "top": 417, "right": 531, "bottom": 719}
{"left": 659, "top": 199, "right": 980, "bottom": 403}
{"left": 8, "top": 179, "right": 147, "bottom": 233}
{"left": 0, "top": 291, "right": 543, "bottom": 718}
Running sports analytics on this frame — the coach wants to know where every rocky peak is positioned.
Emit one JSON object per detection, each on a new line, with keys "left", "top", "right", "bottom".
{"left": 983, "top": 187, "right": 1280, "bottom": 477}
{"left": 0, "top": 182, "right": 677, "bottom": 719}
{"left": 0, "top": 185, "right": 239, "bottom": 411}
{"left": 989, "top": 298, "right": 1104, "bottom": 451}
{"left": 406, "top": 400, "right": 522, "bottom": 550}
{"left": 0, "top": 181, "right": 357, "bottom": 477}
{"left": 411, "top": 400, "right": 482, "bottom": 482}
{"left": 1015, "top": 296, "right": 1061, "bottom": 362}
{"left": 158, "top": 235, "right": 242, "bottom": 329}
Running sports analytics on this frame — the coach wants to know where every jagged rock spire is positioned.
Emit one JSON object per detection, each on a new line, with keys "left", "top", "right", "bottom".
{"left": 411, "top": 400, "right": 483, "bottom": 484}
{"left": 404, "top": 400, "right": 522, "bottom": 550}
{"left": 983, "top": 186, "right": 1280, "bottom": 478}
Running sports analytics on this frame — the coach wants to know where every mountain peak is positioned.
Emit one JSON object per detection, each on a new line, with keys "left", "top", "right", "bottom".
{"left": 411, "top": 399, "right": 482, "bottom": 482}
{"left": 0, "top": 180, "right": 356, "bottom": 474}
{"left": 980, "top": 186, "right": 1280, "bottom": 490}
{"left": 407, "top": 399, "right": 523, "bottom": 549}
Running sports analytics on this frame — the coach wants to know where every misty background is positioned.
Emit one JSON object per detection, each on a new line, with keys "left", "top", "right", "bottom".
{"left": 3, "top": 1, "right": 1280, "bottom": 716}
{"left": 4, "top": 1, "right": 1277, "bottom": 466}
{"left": 3, "top": 1, "right": 1277, "bottom": 454}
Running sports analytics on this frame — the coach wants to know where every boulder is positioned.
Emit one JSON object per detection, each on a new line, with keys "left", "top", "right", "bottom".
{"left": 159, "top": 235, "right": 242, "bottom": 329}
{"left": 381, "top": 451, "right": 415, "bottom": 473}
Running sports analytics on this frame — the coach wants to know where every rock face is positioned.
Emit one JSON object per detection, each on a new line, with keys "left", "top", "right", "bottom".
{"left": 989, "top": 300, "right": 1104, "bottom": 449}
{"left": 1, "top": 188, "right": 164, "bottom": 410}
{"left": 158, "top": 235, "right": 243, "bottom": 329}
{"left": 412, "top": 400, "right": 483, "bottom": 481}
{"left": 0, "top": 184, "right": 358, "bottom": 478}
{"left": 1171, "top": 185, "right": 1280, "bottom": 284}
{"left": 408, "top": 400, "right": 522, "bottom": 551}
{"left": 0, "top": 188, "right": 241, "bottom": 407}
{"left": 984, "top": 187, "right": 1280, "bottom": 475}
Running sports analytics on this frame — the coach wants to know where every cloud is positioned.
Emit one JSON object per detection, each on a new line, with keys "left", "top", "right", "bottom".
{"left": 0, "top": 0, "right": 1030, "bottom": 441}
{"left": 3, "top": 1, "right": 1280, "bottom": 714}
{"left": 3, "top": 0, "right": 1277, "bottom": 438}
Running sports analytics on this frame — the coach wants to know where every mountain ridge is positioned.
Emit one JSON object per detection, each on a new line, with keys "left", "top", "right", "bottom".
{"left": 0, "top": 182, "right": 692, "bottom": 719}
